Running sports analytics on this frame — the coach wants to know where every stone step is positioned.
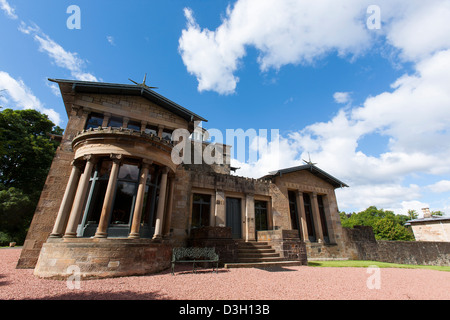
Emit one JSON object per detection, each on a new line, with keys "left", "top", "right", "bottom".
{"left": 238, "top": 252, "right": 279, "bottom": 258}
{"left": 237, "top": 256, "right": 286, "bottom": 263}
{"left": 224, "top": 261, "right": 303, "bottom": 269}
{"left": 238, "top": 248, "right": 276, "bottom": 254}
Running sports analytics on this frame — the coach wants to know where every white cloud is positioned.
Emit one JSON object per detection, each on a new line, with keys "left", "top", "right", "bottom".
{"left": 0, "top": 71, "right": 61, "bottom": 125}
{"left": 333, "top": 92, "right": 352, "bottom": 104}
{"left": 0, "top": 0, "right": 17, "bottom": 19}
{"left": 428, "top": 180, "right": 450, "bottom": 194}
{"left": 227, "top": 0, "right": 450, "bottom": 213}
{"left": 19, "top": 21, "right": 98, "bottom": 82}
{"left": 179, "top": 0, "right": 372, "bottom": 94}
{"left": 107, "top": 36, "right": 116, "bottom": 46}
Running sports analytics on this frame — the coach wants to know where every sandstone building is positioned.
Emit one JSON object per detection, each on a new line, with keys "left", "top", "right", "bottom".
{"left": 17, "top": 79, "right": 349, "bottom": 278}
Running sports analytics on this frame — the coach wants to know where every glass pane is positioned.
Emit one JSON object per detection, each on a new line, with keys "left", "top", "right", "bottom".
{"left": 144, "top": 125, "right": 158, "bottom": 135}
{"left": 255, "top": 201, "right": 268, "bottom": 231}
{"left": 98, "top": 160, "right": 112, "bottom": 179}
{"left": 85, "top": 113, "right": 104, "bottom": 130}
{"left": 201, "top": 204, "right": 210, "bottom": 227}
{"left": 86, "top": 180, "right": 108, "bottom": 223}
{"left": 127, "top": 121, "right": 141, "bottom": 131}
{"left": 118, "top": 164, "right": 139, "bottom": 181}
{"left": 110, "top": 181, "right": 136, "bottom": 225}
{"left": 108, "top": 117, "right": 123, "bottom": 128}
{"left": 192, "top": 203, "right": 201, "bottom": 228}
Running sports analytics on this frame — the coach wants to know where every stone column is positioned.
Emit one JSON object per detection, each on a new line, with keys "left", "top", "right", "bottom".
{"left": 64, "top": 155, "right": 96, "bottom": 238}
{"left": 214, "top": 190, "right": 226, "bottom": 227}
{"left": 49, "top": 160, "right": 83, "bottom": 238}
{"left": 245, "top": 194, "right": 255, "bottom": 241}
{"left": 102, "top": 113, "right": 111, "bottom": 127}
{"left": 94, "top": 154, "right": 122, "bottom": 238}
{"left": 209, "top": 192, "right": 216, "bottom": 227}
{"left": 153, "top": 167, "right": 169, "bottom": 239}
{"left": 311, "top": 192, "right": 324, "bottom": 243}
{"left": 296, "top": 191, "right": 309, "bottom": 242}
{"left": 163, "top": 176, "right": 175, "bottom": 236}
{"left": 128, "top": 161, "right": 152, "bottom": 239}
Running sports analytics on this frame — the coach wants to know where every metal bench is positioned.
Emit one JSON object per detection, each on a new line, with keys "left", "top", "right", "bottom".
{"left": 171, "top": 247, "right": 219, "bottom": 275}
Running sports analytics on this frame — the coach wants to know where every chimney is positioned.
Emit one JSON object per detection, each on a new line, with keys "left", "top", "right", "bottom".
{"left": 421, "top": 208, "right": 432, "bottom": 218}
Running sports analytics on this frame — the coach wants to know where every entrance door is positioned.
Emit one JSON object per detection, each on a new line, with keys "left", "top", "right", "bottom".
{"left": 226, "top": 197, "right": 242, "bottom": 239}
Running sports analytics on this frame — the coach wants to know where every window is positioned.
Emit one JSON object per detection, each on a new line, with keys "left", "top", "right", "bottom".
{"left": 303, "top": 193, "right": 316, "bottom": 242}
{"left": 127, "top": 120, "right": 141, "bottom": 131}
{"left": 162, "top": 129, "right": 173, "bottom": 141}
{"left": 108, "top": 116, "right": 123, "bottom": 128}
{"left": 110, "top": 163, "right": 140, "bottom": 225}
{"left": 144, "top": 124, "right": 158, "bottom": 136}
{"left": 317, "top": 195, "right": 330, "bottom": 243}
{"left": 141, "top": 165, "right": 161, "bottom": 231}
{"left": 254, "top": 200, "right": 268, "bottom": 231}
{"left": 288, "top": 191, "right": 299, "bottom": 231}
{"left": 191, "top": 193, "right": 211, "bottom": 228}
{"left": 78, "top": 158, "right": 112, "bottom": 237}
{"left": 85, "top": 113, "right": 104, "bottom": 130}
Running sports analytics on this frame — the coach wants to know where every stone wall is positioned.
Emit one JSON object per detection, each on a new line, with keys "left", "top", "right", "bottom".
{"left": 34, "top": 238, "right": 172, "bottom": 279}
{"left": 257, "top": 230, "right": 308, "bottom": 265}
{"left": 343, "top": 226, "right": 450, "bottom": 266}
{"left": 188, "top": 227, "right": 238, "bottom": 264}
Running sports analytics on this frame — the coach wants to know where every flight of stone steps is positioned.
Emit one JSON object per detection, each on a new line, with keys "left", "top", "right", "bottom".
{"left": 224, "top": 241, "right": 303, "bottom": 269}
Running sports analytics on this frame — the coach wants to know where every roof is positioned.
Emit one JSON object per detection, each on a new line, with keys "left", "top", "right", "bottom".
{"left": 263, "top": 164, "right": 349, "bottom": 189}
{"left": 405, "top": 215, "right": 450, "bottom": 225}
{"left": 49, "top": 78, "right": 207, "bottom": 123}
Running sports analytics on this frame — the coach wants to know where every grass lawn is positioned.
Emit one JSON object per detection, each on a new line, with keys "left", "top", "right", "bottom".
{"left": 307, "top": 260, "right": 450, "bottom": 272}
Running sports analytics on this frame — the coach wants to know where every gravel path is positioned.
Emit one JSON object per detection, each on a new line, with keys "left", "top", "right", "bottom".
{"left": 1, "top": 248, "right": 449, "bottom": 300}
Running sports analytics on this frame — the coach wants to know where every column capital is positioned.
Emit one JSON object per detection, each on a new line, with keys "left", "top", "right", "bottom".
{"left": 110, "top": 153, "right": 123, "bottom": 163}
{"left": 142, "top": 159, "right": 153, "bottom": 169}
{"left": 83, "top": 154, "right": 96, "bottom": 162}
{"left": 161, "top": 166, "right": 169, "bottom": 174}
{"left": 71, "top": 158, "right": 84, "bottom": 169}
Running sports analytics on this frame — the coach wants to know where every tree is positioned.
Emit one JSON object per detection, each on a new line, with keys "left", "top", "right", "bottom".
{"left": 0, "top": 108, "right": 63, "bottom": 245}
{"left": 372, "top": 218, "right": 415, "bottom": 241}
{"left": 407, "top": 209, "right": 419, "bottom": 220}
{"left": 340, "top": 206, "right": 414, "bottom": 241}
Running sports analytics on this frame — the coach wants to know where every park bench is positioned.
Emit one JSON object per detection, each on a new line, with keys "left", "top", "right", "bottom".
{"left": 171, "top": 247, "right": 219, "bottom": 275}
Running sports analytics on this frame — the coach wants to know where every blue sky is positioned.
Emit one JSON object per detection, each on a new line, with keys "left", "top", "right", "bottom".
{"left": 1, "top": 0, "right": 450, "bottom": 216}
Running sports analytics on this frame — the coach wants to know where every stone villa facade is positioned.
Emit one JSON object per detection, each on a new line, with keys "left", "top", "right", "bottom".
{"left": 17, "top": 79, "right": 349, "bottom": 278}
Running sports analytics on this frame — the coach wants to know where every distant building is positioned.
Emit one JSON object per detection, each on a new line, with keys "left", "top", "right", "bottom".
{"left": 406, "top": 208, "right": 450, "bottom": 242}
{"left": 17, "top": 78, "right": 349, "bottom": 278}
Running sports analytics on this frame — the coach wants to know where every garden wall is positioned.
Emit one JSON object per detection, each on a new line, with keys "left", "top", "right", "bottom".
{"left": 343, "top": 226, "right": 450, "bottom": 266}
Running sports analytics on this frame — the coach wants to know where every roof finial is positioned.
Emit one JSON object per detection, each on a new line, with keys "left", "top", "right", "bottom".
{"left": 303, "top": 152, "right": 317, "bottom": 166}
{"left": 129, "top": 73, "right": 158, "bottom": 89}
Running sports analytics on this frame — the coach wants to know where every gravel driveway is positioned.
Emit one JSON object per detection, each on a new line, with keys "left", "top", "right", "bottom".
{"left": 1, "top": 248, "right": 449, "bottom": 301}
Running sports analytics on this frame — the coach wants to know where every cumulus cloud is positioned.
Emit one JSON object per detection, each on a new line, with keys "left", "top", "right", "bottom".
{"left": 179, "top": 0, "right": 372, "bottom": 94}
{"left": 0, "top": 71, "right": 61, "bottom": 125}
{"left": 218, "top": 0, "right": 450, "bottom": 212}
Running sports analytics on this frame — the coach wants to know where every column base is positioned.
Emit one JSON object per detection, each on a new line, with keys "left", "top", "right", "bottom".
{"left": 63, "top": 233, "right": 77, "bottom": 238}
{"left": 94, "top": 232, "right": 108, "bottom": 238}
{"left": 128, "top": 233, "right": 140, "bottom": 239}
{"left": 49, "top": 233, "right": 63, "bottom": 238}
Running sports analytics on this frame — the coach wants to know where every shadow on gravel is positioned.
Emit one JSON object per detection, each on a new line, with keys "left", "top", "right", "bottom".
{"left": 254, "top": 266, "right": 298, "bottom": 272}
{"left": 0, "top": 274, "right": 11, "bottom": 287}
{"left": 30, "top": 290, "right": 168, "bottom": 300}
